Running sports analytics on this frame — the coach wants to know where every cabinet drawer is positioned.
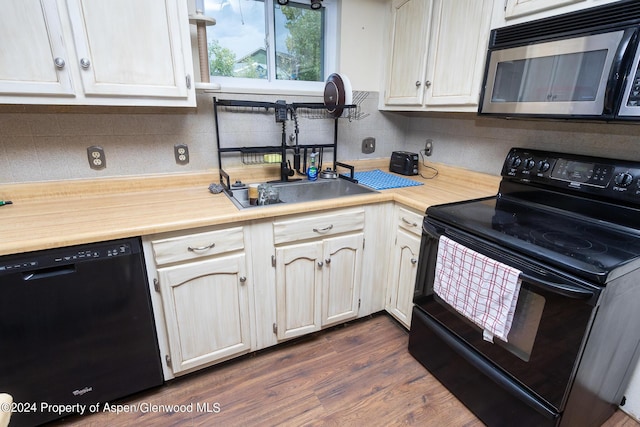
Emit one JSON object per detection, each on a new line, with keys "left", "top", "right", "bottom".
{"left": 273, "top": 208, "right": 365, "bottom": 245}
{"left": 397, "top": 207, "right": 423, "bottom": 237}
{"left": 151, "top": 227, "right": 244, "bottom": 266}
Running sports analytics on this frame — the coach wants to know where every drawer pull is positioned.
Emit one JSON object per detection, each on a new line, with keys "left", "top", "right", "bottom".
{"left": 313, "top": 224, "right": 334, "bottom": 233}
{"left": 411, "top": 258, "right": 418, "bottom": 265}
{"left": 187, "top": 243, "right": 216, "bottom": 252}
{"left": 239, "top": 276, "right": 247, "bottom": 283}
{"left": 401, "top": 217, "right": 418, "bottom": 227}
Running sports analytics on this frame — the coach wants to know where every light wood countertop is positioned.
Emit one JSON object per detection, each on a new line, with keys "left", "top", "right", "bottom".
{"left": 0, "top": 160, "right": 500, "bottom": 256}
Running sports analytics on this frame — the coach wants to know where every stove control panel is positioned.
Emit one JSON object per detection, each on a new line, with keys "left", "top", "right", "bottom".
{"left": 502, "top": 148, "right": 640, "bottom": 204}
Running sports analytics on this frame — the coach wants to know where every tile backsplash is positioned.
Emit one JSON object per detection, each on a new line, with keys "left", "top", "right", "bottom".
{"left": 2, "top": 91, "right": 640, "bottom": 183}
{"left": 403, "top": 113, "right": 640, "bottom": 175}
{"left": 0, "top": 91, "right": 403, "bottom": 183}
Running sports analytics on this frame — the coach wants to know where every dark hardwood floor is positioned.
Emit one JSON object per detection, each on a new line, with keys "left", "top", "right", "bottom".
{"left": 53, "top": 314, "right": 637, "bottom": 426}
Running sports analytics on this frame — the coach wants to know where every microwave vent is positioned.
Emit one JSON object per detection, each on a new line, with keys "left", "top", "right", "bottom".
{"left": 492, "top": 0, "right": 640, "bottom": 48}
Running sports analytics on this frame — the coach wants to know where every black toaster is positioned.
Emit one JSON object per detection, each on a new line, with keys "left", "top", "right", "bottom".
{"left": 390, "top": 151, "right": 419, "bottom": 176}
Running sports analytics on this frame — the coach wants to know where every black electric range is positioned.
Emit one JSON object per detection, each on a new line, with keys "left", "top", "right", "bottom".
{"left": 410, "top": 148, "right": 640, "bottom": 427}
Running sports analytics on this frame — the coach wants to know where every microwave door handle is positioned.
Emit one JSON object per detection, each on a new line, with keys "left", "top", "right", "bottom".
{"left": 605, "top": 28, "right": 639, "bottom": 114}
{"left": 520, "top": 273, "right": 595, "bottom": 300}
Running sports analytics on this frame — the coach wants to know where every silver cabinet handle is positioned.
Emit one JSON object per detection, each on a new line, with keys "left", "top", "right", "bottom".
{"left": 54, "top": 57, "right": 65, "bottom": 69}
{"left": 80, "top": 58, "right": 91, "bottom": 69}
{"left": 325, "top": 258, "right": 331, "bottom": 264}
{"left": 425, "top": 80, "right": 432, "bottom": 88}
{"left": 317, "top": 261, "right": 324, "bottom": 268}
{"left": 411, "top": 258, "right": 418, "bottom": 265}
{"left": 401, "top": 217, "right": 418, "bottom": 227}
{"left": 415, "top": 81, "right": 422, "bottom": 87}
{"left": 239, "top": 276, "right": 247, "bottom": 283}
{"left": 187, "top": 243, "right": 215, "bottom": 252}
{"left": 313, "top": 224, "right": 333, "bottom": 233}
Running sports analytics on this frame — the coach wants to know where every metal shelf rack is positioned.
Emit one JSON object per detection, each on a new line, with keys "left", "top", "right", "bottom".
{"left": 213, "top": 97, "right": 358, "bottom": 191}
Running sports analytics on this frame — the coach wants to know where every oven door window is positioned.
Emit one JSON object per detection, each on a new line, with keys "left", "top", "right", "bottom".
{"left": 498, "top": 288, "right": 545, "bottom": 362}
{"left": 435, "top": 286, "right": 546, "bottom": 363}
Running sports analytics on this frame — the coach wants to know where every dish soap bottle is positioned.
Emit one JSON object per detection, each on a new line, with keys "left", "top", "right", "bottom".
{"left": 307, "top": 152, "right": 318, "bottom": 181}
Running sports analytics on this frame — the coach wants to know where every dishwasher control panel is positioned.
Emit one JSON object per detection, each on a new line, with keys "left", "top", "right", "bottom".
{"left": 0, "top": 240, "right": 134, "bottom": 275}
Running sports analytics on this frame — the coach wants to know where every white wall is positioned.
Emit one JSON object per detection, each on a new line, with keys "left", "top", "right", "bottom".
{"left": 338, "top": 0, "right": 389, "bottom": 91}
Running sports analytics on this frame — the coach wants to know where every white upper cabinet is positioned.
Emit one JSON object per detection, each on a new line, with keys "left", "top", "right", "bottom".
{"left": 385, "top": 0, "right": 433, "bottom": 106}
{"left": 495, "top": 0, "right": 621, "bottom": 28}
{"left": 425, "top": 0, "right": 494, "bottom": 107}
{"left": 0, "top": 0, "right": 195, "bottom": 107}
{"left": 0, "top": 1, "right": 74, "bottom": 96}
{"left": 505, "top": 0, "right": 586, "bottom": 19}
{"left": 66, "top": 0, "right": 191, "bottom": 100}
{"left": 382, "top": 0, "right": 494, "bottom": 111}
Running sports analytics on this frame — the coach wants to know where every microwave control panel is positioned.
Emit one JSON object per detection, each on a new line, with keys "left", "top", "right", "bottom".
{"left": 502, "top": 148, "right": 640, "bottom": 203}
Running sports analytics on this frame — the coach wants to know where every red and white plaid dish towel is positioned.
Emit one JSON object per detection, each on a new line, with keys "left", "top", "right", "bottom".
{"left": 434, "top": 236, "right": 522, "bottom": 343}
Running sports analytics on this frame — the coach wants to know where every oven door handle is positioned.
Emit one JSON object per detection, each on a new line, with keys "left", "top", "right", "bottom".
{"left": 425, "top": 222, "right": 596, "bottom": 301}
{"left": 422, "top": 221, "right": 439, "bottom": 238}
{"left": 521, "top": 273, "right": 595, "bottom": 300}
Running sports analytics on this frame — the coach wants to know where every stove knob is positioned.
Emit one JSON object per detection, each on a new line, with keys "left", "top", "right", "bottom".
{"left": 537, "top": 160, "right": 550, "bottom": 172}
{"left": 509, "top": 156, "right": 522, "bottom": 168}
{"left": 523, "top": 158, "right": 535, "bottom": 170}
{"left": 614, "top": 172, "right": 633, "bottom": 187}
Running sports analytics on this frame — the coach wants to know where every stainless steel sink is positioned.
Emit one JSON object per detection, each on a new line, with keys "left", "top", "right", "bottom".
{"left": 226, "top": 178, "right": 378, "bottom": 209}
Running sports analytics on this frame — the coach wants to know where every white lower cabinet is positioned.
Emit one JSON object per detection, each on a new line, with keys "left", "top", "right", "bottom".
{"left": 157, "top": 254, "right": 251, "bottom": 374}
{"left": 142, "top": 204, "right": 397, "bottom": 379}
{"left": 273, "top": 208, "right": 365, "bottom": 341}
{"left": 274, "top": 240, "right": 323, "bottom": 340}
{"left": 321, "top": 233, "right": 364, "bottom": 327}
{"left": 274, "top": 232, "right": 363, "bottom": 340}
{"left": 143, "top": 225, "right": 252, "bottom": 378}
{"left": 386, "top": 206, "right": 423, "bottom": 329}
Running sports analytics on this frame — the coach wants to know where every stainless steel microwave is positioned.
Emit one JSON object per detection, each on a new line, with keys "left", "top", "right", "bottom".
{"left": 479, "top": 0, "right": 640, "bottom": 121}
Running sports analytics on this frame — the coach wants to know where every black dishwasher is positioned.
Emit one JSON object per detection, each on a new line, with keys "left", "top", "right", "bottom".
{"left": 0, "top": 237, "right": 163, "bottom": 426}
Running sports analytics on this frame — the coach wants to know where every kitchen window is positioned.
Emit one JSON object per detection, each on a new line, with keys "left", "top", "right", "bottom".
{"left": 205, "top": 0, "right": 337, "bottom": 93}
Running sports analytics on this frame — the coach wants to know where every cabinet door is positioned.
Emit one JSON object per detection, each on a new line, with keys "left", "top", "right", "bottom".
{"left": 65, "top": 0, "right": 191, "bottom": 99}
{"left": 0, "top": 0, "right": 74, "bottom": 96}
{"left": 505, "top": 0, "right": 586, "bottom": 20}
{"left": 322, "top": 233, "right": 363, "bottom": 327}
{"left": 275, "top": 241, "right": 323, "bottom": 340}
{"left": 385, "top": 0, "right": 433, "bottom": 105}
{"left": 158, "top": 254, "right": 250, "bottom": 374}
{"left": 424, "top": 0, "right": 493, "bottom": 107}
{"left": 386, "top": 230, "right": 420, "bottom": 329}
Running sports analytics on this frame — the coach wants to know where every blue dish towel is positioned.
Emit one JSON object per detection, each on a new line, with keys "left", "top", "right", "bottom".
{"left": 353, "top": 169, "right": 423, "bottom": 190}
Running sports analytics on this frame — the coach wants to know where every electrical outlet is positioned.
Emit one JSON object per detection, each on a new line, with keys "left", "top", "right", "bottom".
{"left": 362, "top": 137, "right": 376, "bottom": 154}
{"left": 425, "top": 139, "right": 433, "bottom": 156}
{"left": 87, "top": 146, "right": 106, "bottom": 170}
{"left": 174, "top": 144, "right": 189, "bottom": 165}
